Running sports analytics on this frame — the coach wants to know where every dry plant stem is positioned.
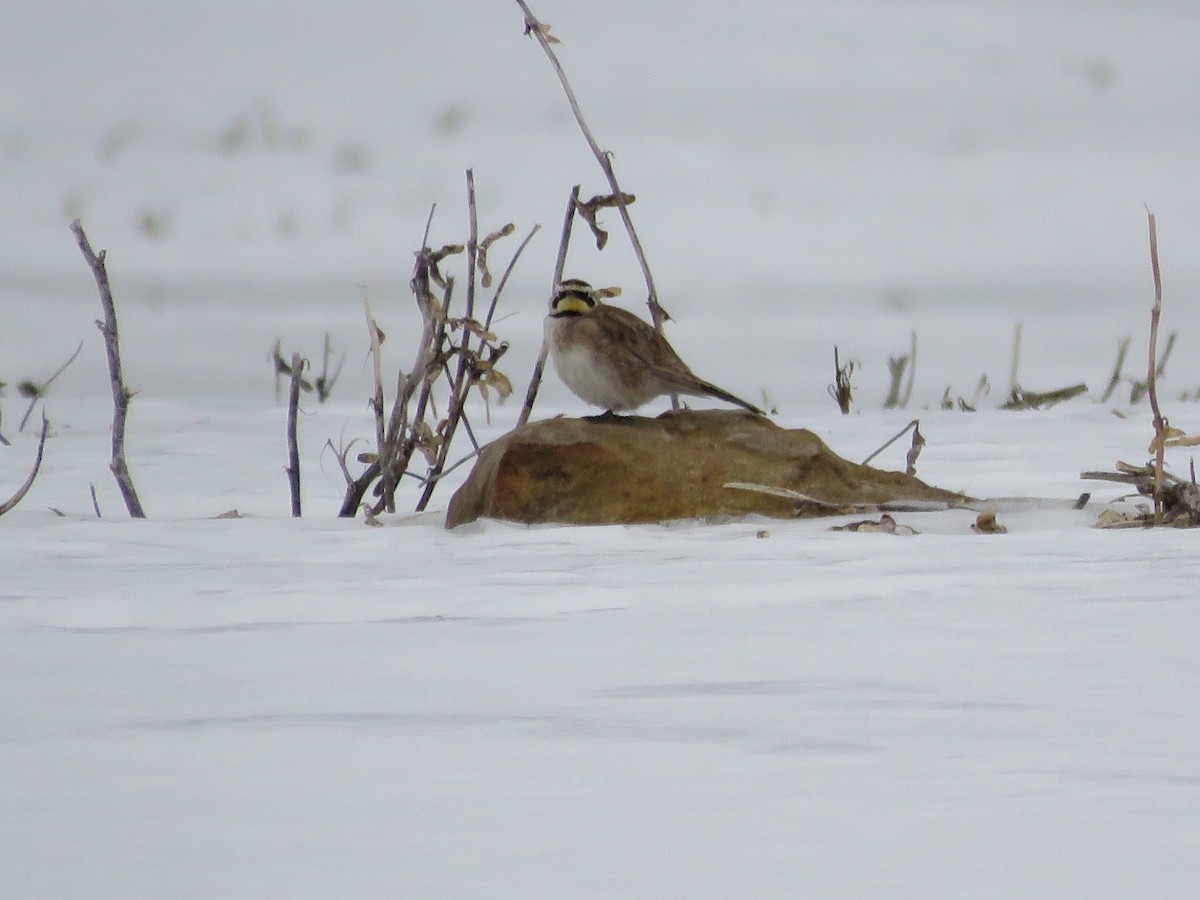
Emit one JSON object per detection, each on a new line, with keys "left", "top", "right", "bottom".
{"left": 326, "top": 438, "right": 357, "bottom": 486}
{"left": 1146, "top": 210, "right": 1166, "bottom": 523}
{"left": 883, "top": 357, "right": 906, "bottom": 409}
{"left": 90, "top": 483, "right": 102, "bottom": 518}
{"left": 272, "top": 339, "right": 284, "bottom": 402}
{"left": 519, "top": 185, "right": 581, "bottom": 427}
{"left": 70, "top": 219, "right": 145, "bottom": 518}
{"left": 829, "top": 346, "right": 854, "bottom": 415}
{"left": 901, "top": 331, "right": 917, "bottom": 407}
{"left": 315, "top": 333, "right": 344, "bottom": 402}
{"left": 482, "top": 224, "right": 541, "bottom": 335}
{"left": 1008, "top": 323, "right": 1023, "bottom": 396}
{"left": 19, "top": 340, "right": 83, "bottom": 432}
{"left": 338, "top": 223, "right": 449, "bottom": 517}
{"left": 861, "top": 419, "right": 920, "bottom": 468}
{"left": 338, "top": 273, "right": 441, "bottom": 517}
{"left": 0, "top": 413, "right": 49, "bottom": 517}
{"left": 463, "top": 222, "right": 539, "bottom": 432}
{"left": 286, "top": 352, "right": 305, "bottom": 517}
{"left": 414, "top": 183, "right": 536, "bottom": 512}
{"left": 905, "top": 423, "right": 926, "bottom": 477}
{"left": 440, "top": 360, "right": 481, "bottom": 451}
{"left": 415, "top": 170, "right": 483, "bottom": 512}
{"left": 514, "top": 1, "right": 667, "bottom": 333}
{"left": 420, "top": 446, "right": 482, "bottom": 488}
{"left": 363, "top": 298, "right": 394, "bottom": 506}
{"left": 1101, "top": 336, "right": 1131, "bottom": 403}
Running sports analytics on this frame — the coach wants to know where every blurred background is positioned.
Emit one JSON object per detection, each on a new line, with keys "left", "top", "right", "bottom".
{"left": 3, "top": 0, "right": 1198, "bottom": 410}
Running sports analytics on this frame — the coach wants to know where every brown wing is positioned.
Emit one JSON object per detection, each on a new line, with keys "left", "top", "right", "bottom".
{"left": 591, "top": 304, "right": 763, "bottom": 414}
{"left": 590, "top": 303, "right": 695, "bottom": 376}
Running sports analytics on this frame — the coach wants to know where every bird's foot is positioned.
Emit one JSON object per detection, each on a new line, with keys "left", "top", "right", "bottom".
{"left": 583, "top": 409, "right": 624, "bottom": 424}
{"left": 583, "top": 410, "right": 643, "bottom": 424}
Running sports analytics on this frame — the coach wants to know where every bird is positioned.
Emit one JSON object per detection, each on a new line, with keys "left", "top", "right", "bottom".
{"left": 544, "top": 278, "right": 764, "bottom": 415}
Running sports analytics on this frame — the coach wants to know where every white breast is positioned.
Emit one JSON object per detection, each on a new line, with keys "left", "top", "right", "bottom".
{"left": 545, "top": 317, "right": 634, "bottom": 410}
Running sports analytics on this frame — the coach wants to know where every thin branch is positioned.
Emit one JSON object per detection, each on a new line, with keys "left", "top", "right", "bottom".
{"left": 901, "top": 330, "right": 917, "bottom": 408}
{"left": 514, "top": 0, "right": 666, "bottom": 331}
{"left": 1146, "top": 209, "right": 1166, "bottom": 523}
{"left": 0, "top": 413, "right": 49, "bottom": 517}
{"left": 419, "top": 446, "right": 483, "bottom": 488}
{"left": 828, "top": 346, "right": 855, "bottom": 415}
{"left": 19, "top": 341, "right": 84, "bottom": 432}
{"left": 519, "top": 184, "right": 580, "bottom": 427}
{"left": 415, "top": 169, "right": 483, "bottom": 512}
{"left": 861, "top": 419, "right": 921, "bottom": 468}
{"left": 1008, "top": 322, "right": 1023, "bottom": 398}
{"left": 363, "top": 297, "right": 393, "bottom": 506}
{"left": 1100, "top": 336, "right": 1131, "bottom": 403}
{"left": 338, "top": 219, "right": 448, "bottom": 518}
{"left": 482, "top": 224, "right": 541, "bottom": 334}
{"left": 286, "top": 352, "right": 305, "bottom": 517}
{"left": 314, "top": 333, "right": 344, "bottom": 402}
{"left": 70, "top": 219, "right": 145, "bottom": 518}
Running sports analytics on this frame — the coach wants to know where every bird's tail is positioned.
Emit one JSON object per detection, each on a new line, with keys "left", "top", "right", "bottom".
{"left": 694, "top": 379, "right": 765, "bottom": 416}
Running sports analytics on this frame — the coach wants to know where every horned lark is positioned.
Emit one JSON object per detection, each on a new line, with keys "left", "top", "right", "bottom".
{"left": 545, "top": 279, "right": 764, "bottom": 415}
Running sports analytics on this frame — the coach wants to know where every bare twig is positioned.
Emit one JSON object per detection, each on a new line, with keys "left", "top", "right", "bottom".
{"left": 1145, "top": 209, "right": 1166, "bottom": 523}
{"left": 272, "top": 339, "right": 285, "bottom": 402}
{"left": 519, "top": 184, "right": 580, "bottom": 427}
{"left": 1008, "top": 322, "right": 1023, "bottom": 397}
{"left": 272, "top": 341, "right": 313, "bottom": 402}
{"left": 473, "top": 224, "right": 537, "bottom": 422}
{"left": 338, "top": 215, "right": 447, "bottom": 518}
{"left": 828, "top": 346, "right": 856, "bottom": 415}
{"left": 419, "top": 446, "right": 483, "bottom": 488}
{"left": 286, "top": 352, "right": 306, "bottom": 517}
{"left": 89, "top": 483, "right": 102, "bottom": 518}
{"left": 477, "top": 222, "right": 516, "bottom": 288}
{"left": 363, "top": 298, "right": 392, "bottom": 504}
{"left": 574, "top": 192, "right": 637, "bottom": 251}
{"left": 862, "top": 419, "right": 921, "bottom": 469}
{"left": 905, "top": 423, "right": 926, "bottom": 476}
{"left": 70, "top": 220, "right": 145, "bottom": 518}
{"left": 415, "top": 169, "right": 483, "bottom": 512}
{"left": 883, "top": 354, "right": 908, "bottom": 409}
{"left": 1130, "top": 329, "right": 1176, "bottom": 404}
{"left": 482, "top": 225, "right": 540, "bottom": 334}
{"left": 340, "top": 186, "right": 528, "bottom": 516}
{"left": 314, "top": 333, "right": 345, "bottom": 402}
{"left": 723, "top": 481, "right": 840, "bottom": 509}
{"left": 1083, "top": 460, "right": 1200, "bottom": 527}
{"left": 326, "top": 437, "right": 357, "bottom": 486}
{"left": 882, "top": 332, "right": 918, "bottom": 410}
{"left": 514, "top": 0, "right": 667, "bottom": 333}
{"left": 0, "top": 413, "right": 49, "bottom": 517}
{"left": 1100, "top": 336, "right": 1131, "bottom": 403}
{"left": 901, "top": 331, "right": 917, "bottom": 408}
{"left": 1002, "top": 383, "right": 1088, "bottom": 411}
{"left": 19, "top": 341, "right": 84, "bottom": 432}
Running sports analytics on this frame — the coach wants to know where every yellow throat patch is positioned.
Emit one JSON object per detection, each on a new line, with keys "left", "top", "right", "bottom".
{"left": 553, "top": 294, "right": 593, "bottom": 316}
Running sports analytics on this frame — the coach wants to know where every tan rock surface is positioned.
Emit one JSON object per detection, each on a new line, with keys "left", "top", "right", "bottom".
{"left": 445, "top": 410, "right": 964, "bottom": 528}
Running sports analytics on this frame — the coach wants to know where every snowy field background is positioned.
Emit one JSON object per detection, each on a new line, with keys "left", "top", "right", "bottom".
{"left": 4, "top": 1, "right": 1200, "bottom": 897}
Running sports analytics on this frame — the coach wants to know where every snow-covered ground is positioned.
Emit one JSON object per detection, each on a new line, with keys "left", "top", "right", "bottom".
{"left": 4, "top": 2, "right": 1200, "bottom": 897}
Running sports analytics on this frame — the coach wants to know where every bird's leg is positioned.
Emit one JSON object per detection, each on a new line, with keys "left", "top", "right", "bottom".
{"left": 583, "top": 409, "right": 623, "bottom": 423}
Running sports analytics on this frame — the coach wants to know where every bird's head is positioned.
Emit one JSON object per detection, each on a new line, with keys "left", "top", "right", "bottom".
{"left": 549, "top": 279, "right": 597, "bottom": 317}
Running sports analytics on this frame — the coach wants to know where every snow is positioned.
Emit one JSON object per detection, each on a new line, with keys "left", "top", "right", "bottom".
{"left": 4, "top": 1, "right": 1200, "bottom": 897}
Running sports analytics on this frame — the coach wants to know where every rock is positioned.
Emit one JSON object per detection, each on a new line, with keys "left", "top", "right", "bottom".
{"left": 445, "top": 409, "right": 965, "bottom": 528}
